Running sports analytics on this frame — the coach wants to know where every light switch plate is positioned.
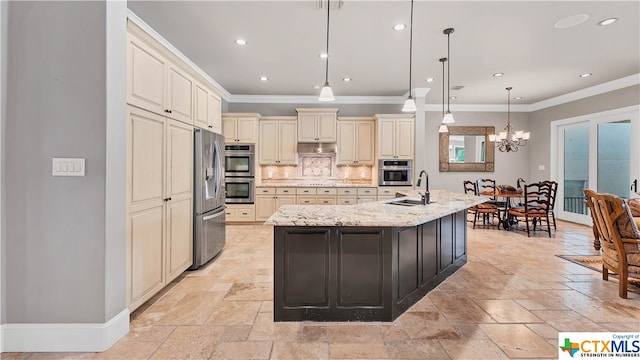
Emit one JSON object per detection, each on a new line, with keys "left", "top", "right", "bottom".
{"left": 538, "top": 165, "right": 545, "bottom": 171}
{"left": 53, "top": 158, "right": 85, "bottom": 176}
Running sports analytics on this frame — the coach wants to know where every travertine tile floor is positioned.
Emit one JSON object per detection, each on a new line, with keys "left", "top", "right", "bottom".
{"left": 5, "top": 220, "right": 640, "bottom": 359}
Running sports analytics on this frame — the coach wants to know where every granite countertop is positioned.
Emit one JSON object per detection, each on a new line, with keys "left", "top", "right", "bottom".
{"left": 265, "top": 189, "right": 489, "bottom": 227}
{"left": 256, "top": 182, "right": 379, "bottom": 188}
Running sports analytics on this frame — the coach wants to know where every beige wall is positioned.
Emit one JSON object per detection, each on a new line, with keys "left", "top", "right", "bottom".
{"left": 528, "top": 85, "right": 640, "bottom": 181}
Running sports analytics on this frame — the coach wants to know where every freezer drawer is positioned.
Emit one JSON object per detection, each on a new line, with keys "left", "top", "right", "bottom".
{"left": 191, "top": 207, "right": 226, "bottom": 269}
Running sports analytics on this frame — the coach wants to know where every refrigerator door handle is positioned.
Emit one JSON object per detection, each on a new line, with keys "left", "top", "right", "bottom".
{"left": 203, "top": 209, "right": 225, "bottom": 221}
{"left": 214, "top": 140, "right": 223, "bottom": 201}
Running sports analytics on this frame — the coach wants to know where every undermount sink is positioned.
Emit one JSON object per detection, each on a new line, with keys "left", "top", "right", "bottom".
{"left": 388, "top": 199, "right": 424, "bottom": 206}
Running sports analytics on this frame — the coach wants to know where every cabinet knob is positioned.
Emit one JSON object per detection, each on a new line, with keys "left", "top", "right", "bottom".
{"left": 208, "top": 125, "right": 212, "bottom": 128}
{"left": 164, "top": 197, "right": 172, "bottom": 202}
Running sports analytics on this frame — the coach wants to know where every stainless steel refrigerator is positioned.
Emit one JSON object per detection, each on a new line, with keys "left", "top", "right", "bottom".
{"left": 191, "top": 128, "right": 226, "bottom": 269}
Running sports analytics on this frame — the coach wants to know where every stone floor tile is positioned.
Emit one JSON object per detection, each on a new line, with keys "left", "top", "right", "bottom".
{"left": 302, "top": 325, "right": 328, "bottom": 341}
{"left": 271, "top": 341, "right": 329, "bottom": 359}
{"left": 525, "top": 323, "right": 559, "bottom": 340}
{"left": 149, "top": 325, "right": 224, "bottom": 359}
{"left": 205, "top": 300, "right": 261, "bottom": 325}
{"left": 478, "top": 323, "right": 557, "bottom": 358}
{"left": 92, "top": 341, "right": 160, "bottom": 359}
{"left": 439, "top": 339, "right": 509, "bottom": 360}
{"left": 210, "top": 341, "right": 273, "bottom": 360}
{"left": 122, "top": 324, "right": 176, "bottom": 343}
{"left": 384, "top": 340, "right": 451, "bottom": 359}
{"left": 260, "top": 300, "right": 274, "bottom": 313}
{"left": 428, "top": 290, "right": 495, "bottom": 324}
{"left": 378, "top": 324, "right": 410, "bottom": 341}
{"left": 327, "top": 324, "right": 382, "bottom": 343}
{"left": 449, "top": 323, "right": 489, "bottom": 340}
{"left": 329, "top": 343, "right": 387, "bottom": 359}
{"left": 474, "top": 299, "right": 544, "bottom": 323}
{"left": 531, "top": 310, "right": 608, "bottom": 332}
{"left": 248, "top": 312, "right": 301, "bottom": 341}
{"left": 26, "top": 354, "right": 97, "bottom": 360}
{"left": 224, "top": 282, "right": 273, "bottom": 301}
{"left": 219, "top": 325, "right": 252, "bottom": 342}
{"left": 397, "top": 311, "right": 460, "bottom": 340}
{"left": 157, "top": 291, "right": 226, "bottom": 325}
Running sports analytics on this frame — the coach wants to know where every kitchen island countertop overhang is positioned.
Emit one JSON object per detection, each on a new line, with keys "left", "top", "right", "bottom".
{"left": 268, "top": 189, "right": 489, "bottom": 322}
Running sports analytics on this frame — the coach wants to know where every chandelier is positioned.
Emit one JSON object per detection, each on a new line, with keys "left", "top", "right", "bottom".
{"left": 489, "top": 87, "right": 530, "bottom": 152}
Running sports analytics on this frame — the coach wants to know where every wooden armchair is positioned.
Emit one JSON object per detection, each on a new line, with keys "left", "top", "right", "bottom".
{"left": 464, "top": 180, "right": 501, "bottom": 229}
{"left": 584, "top": 189, "right": 640, "bottom": 299}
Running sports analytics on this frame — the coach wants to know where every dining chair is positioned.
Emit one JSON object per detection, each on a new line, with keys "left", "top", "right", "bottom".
{"left": 464, "top": 180, "right": 501, "bottom": 229}
{"left": 542, "top": 180, "right": 558, "bottom": 229}
{"left": 506, "top": 182, "right": 552, "bottom": 237}
{"left": 477, "top": 178, "right": 507, "bottom": 210}
{"left": 584, "top": 189, "right": 640, "bottom": 299}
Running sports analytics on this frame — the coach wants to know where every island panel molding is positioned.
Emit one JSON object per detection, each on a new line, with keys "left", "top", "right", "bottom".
{"left": 439, "top": 126, "right": 495, "bottom": 172}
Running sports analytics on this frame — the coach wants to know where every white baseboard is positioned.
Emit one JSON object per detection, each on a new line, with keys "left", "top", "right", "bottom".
{"left": 1, "top": 308, "right": 129, "bottom": 353}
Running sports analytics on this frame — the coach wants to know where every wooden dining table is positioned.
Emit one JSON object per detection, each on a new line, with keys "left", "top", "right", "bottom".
{"left": 478, "top": 189, "right": 536, "bottom": 230}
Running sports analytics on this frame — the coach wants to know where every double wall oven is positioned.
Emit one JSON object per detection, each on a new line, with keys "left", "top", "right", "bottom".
{"left": 224, "top": 144, "right": 255, "bottom": 204}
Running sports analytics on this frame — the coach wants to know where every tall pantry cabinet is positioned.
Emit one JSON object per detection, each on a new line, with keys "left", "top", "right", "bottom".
{"left": 126, "top": 20, "right": 220, "bottom": 311}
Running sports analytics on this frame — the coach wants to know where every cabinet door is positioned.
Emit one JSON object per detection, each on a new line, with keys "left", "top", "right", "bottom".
{"left": 209, "top": 94, "right": 222, "bottom": 133}
{"left": 194, "top": 83, "right": 209, "bottom": 129}
{"left": 259, "top": 120, "right": 279, "bottom": 164}
{"left": 255, "top": 195, "right": 276, "bottom": 221}
{"left": 395, "top": 119, "right": 414, "bottom": 159}
{"left": 165, "top": 197, "right": 193, "bottom": 282}
{"left": 317, "top": 113, "right": 337, "bottom": 142}
{"left": 276, "top": 195, "right": 296, "bottom": 209}
{"left": 167, "top": 63, "right": 194, "bottom": 124}
{"left": 166, "top": 120, "right": 193, "bottom": 200}
{"left": 377, "top": 119, "right": 396, "bottom": 159}
{"left": 297, "top": 113, "right": 317, "bottom": 142}
{"left": 128, "top": 206, "right": 165, "bottom": 310}
{"left": 337, "top": 121, "right": 356, "bottom": 165}
{"left": 222, "top": 117, "right": 237, "bottom": 142}
{"left": 356, "top": 121, "right": 375, "bottom": 164}
{"left": 236, "top": 117, "right": 256, "bottom": 143}
{"left": 278, "top": 120, "right": 298, "bottom": 165}
{"left": 127, "top": 36, "right": 166, "bottom": 115}
{"left": 128, "top": 107, "right": 165, "bottom": 212}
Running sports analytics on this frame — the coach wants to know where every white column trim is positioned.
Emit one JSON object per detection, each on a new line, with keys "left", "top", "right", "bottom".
{"left": 1, "top": 309, "right": 129, "bottom": 353}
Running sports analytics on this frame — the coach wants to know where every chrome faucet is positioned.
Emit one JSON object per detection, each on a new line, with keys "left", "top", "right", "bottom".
{"left": 416, "top": 170, "right": 430, "bottom": 205}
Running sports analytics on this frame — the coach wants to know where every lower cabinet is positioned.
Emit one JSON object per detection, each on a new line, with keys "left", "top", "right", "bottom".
{"left": 126, "top": 105, "right": 194, "bottom": 312}
{"left": 225, "top": 204, "right": 256, "bottom": 222}
{"left": 256, "top": 187, "right": 296, "bottom": 222}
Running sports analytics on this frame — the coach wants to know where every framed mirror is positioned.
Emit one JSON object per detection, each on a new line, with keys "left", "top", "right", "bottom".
{"left": 439, "top": 126, "right": 495, "bottom": 172}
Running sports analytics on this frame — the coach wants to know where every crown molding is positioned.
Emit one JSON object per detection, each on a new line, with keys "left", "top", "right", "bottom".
{"left": 127, "top": 10, "right": 232, "bottom": 100}
{"left": 227, "top": 94, "right": 407, "bottom": 104}
{"left": 423, "top": 104, "right": 530, "bottom": 112}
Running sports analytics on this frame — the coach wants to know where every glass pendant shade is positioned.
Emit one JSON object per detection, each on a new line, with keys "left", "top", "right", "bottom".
{"left": 438, "top": 124, "right": 449, "bottom": 133}
{"left": 442, "top": 111, "right": 455, "bottom": 124}
{"left": 402, "top": 96, "right": 417, "bottom": 112}
{"left": 318, "top": 83, "right": 335, "bottom": 102}
{"left": 488, "top": 134, "right": 496, "bottom": 142}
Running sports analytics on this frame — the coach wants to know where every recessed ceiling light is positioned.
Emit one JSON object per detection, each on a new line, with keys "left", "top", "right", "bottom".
{"left": 554, "top": 14, "right": 589, "bottom": 29}
{"left": 342, "top": 77, "right": 351, "bottom": 82}
{"left": 579, "top": 73, "right": 592, "bottom": 78}
{"left": 493, "top": 72, "right": 504, "bottom": 77}
{"left": 449, "top": 96, "right": 457, "bottom": 100}
{"left": 313, "top": 85, "right": 320, "bottom": 89}
{"left": 514, "top": 96, "right": 523, "bottom": 100}
{"left": 425, "top": 78, "right": 434, "bottom": 82}
{"left": 259, "top": 76, "right": 268, "bottom": 81}
{"left": 235, "top": 39, "right": 247, "bottom": 45}
{"left": 599, "top": 18, "right": 618, "bottom": 26}
{"left": 319, "top": 52, "right": 328, "bottom": 59}
{"left": 393, "top": 24, "right": 406, "bottom": 31}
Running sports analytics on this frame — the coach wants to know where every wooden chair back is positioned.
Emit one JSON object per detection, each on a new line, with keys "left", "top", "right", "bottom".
{"left": 463, "top": 180, "right": 477, "bottom": 195}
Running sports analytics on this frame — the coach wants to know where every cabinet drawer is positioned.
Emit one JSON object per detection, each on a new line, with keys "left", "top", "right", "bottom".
{"left": 276, "top": 187, "right": 296, "bottom": 195}
{"left": 317, "top": 188, "right": 337, "bottom": 195}
{"left": 296, "top": 188, "right": 317, "bottom": 195}
{"left": 225, "top": 207, "right": 237, "bottom": 219}
{"left": 256, "top": 187, "right": 276, "bottom": 195}
{"left": 377, "top": 188, "right": 397, "bottom": 196}
{"left": 337, "top": 188, "right": 357, "bottom": 196}
{"left": 236, "top": 207, "right": 255, "bottom": 221}
{"left": 357, "top": 196, "right": 377, "bottom": 204}
{"left": 317, "top": 196, "right": 336, "bottom": 205}
{"left": 357, "top": 187, "right": 377, "bottom": 196}
{"left": 297, "top": 196, "right": 316, "bottom": 205}
{"left": 338, "top": 196, "right": 357, "bottom": 205}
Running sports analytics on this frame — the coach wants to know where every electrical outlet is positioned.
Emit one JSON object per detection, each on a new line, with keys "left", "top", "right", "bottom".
{"left": 53, "top": 158, "right": 85, "bottom": 176}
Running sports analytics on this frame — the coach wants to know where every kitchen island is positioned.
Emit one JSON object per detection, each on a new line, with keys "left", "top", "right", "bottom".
{"left": 266, "top": 189, "right": 487, "bottom": 322}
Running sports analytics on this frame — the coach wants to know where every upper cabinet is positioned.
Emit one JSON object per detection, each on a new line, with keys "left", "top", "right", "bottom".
{"left": 194, "top": 81, "right": 222, "bottom": 133}
{"left": 259, "top": 117, "right": 297, "bottom": 165}
{"left": 337, "top": 117, "right": 375, "bottom": 165}
{"left": 296, "top": 108, "right": 338, "bottom": 142}
{"left": 375, "top": 114, "right": 414, "bottom": 160}
{"left": 127, "top": 33, "right": 194, "bottom": 125}
{"left": 222, "top": 113, "right": 259, "bottom": 143}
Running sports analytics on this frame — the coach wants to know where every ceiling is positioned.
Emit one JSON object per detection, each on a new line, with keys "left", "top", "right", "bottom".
{"left": 127, "top": 1, "right": 640, "bottom": 105}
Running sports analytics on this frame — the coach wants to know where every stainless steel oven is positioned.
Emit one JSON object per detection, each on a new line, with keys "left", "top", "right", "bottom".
{"left": 224, "top": 144, "right": 255, "bottom": 177}
{"left": 225, "top": 177, "right": 255, "bottom": 204}
{"left": 378, "top": 159, "right": 413, "bottom": 186}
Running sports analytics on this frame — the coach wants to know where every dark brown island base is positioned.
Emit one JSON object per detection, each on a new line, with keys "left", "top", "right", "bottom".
{"left": 266, "top": 190, "right": 487, "bottom": 322}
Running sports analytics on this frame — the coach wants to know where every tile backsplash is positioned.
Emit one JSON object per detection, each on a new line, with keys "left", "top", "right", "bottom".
{"left": 261, "top": 154, "right": 373, "bottom": 183}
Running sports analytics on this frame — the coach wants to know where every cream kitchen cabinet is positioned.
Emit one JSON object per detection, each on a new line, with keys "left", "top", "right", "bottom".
{"left": 296, "top": 108, "right": 338, "bottom": 142}
{"left": 255, "top": 187, "right": 296, "bottom": 221}
{"left": 337, "top": 117, "right": 375, "bottom": 165}
{"left": 194, "top": 82, "right": 222, "bottom": 133}
{"left": 259, "top": 117, "right": 297, "bottom": 165}
{"left": 296, "top": 188, "right": 337, "bottom": 205}
{"left": 225, "top": 204, "right": 255, "bottom": 222}
{"left": 126, "top": 106, "right": 193, "bottom": 311}
{"left": 127, "top": 33, "right": 194, "bottom": 125}
{"left": 222, "top": 113, "right": 258, "bottom": 143}
{"left": 337, "top": 188, "right": 357, "bottom": 205}
{"left": 375, "top": 114, "right": 415, "bottom": 160}
{"left": 356, "top": 187, "right": 378, "bottom": 204}
{"left": 377, "top": 186, "right": 411, "bottom": 201}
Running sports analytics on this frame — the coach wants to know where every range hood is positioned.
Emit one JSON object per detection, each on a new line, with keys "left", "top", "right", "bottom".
{"left": 297, "top": 142, "right": 337, "bottom": 154}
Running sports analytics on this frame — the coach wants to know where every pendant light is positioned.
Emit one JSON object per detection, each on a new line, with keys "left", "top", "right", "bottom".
{"left": 442, "top": 28, "right": 455, "bottom": 123}
{"left": 438, "top": 57, "right": 449, "bottom": 133}
{"left": 401, "top": 0, "right": 416, "bottom": 112}
{"left": 318, "top": 0, "right": 335, "bottom": 101}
